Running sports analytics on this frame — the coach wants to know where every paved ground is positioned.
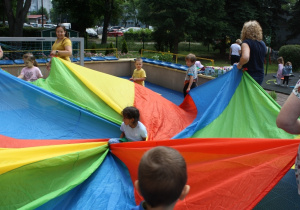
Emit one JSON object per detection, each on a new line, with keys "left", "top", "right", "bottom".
{"left": 262, "top": 73, "right": 298, "bottom": 107}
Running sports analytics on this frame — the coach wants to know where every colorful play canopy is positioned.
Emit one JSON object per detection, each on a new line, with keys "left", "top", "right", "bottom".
{"left": 0, "top": 57, "right": 299, "bottom": 209}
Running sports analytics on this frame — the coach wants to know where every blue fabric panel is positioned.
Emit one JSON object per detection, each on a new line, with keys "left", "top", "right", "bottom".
{"left": 91, "top": 56, "right": 106, "bottom": 61}
{"left": 14, "top": 59, "right": 24, "bottom": 64}
{"left": 77, "top": 57, "right": 92, "bottom": 61}
{"left": 0, "top": 60, "right": 14, "bottom": 65}
{"left": 152, "top": 60, "right": 163, "bottom": 65}
{"left": 142, "top": 58, "right": 154, "bottom": 63}
{"left": 173, "top": 65, "right": 242, "bottom": 138}
{"left": 0, "top": 70, "right": 120, "bottom": 139}
{"left": 36, "top": 59, "right": 48, "bottom": 64}
{"left": 37, "top": 153, "right": 136, "bottom": 210}
{"left": 104, "top": 56, "right": 119, "bottom": 61}
{"left": 70, "top": 58, "right": 78, "bottom": 62}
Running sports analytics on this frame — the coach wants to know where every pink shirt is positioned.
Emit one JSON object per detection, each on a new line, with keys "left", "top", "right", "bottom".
{"left": 20, "top": 66, "right": 43, "bottom": 81}
{"left": 277, "top": 64, "right": 283, "bottom": 78}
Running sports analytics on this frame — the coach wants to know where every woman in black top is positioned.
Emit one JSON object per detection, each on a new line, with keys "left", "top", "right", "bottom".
{"left": 237, "top": 20, "right": 267, "bottom": 85}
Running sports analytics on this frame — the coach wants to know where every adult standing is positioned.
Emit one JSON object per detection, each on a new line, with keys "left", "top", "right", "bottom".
{"left": 47, "top": 25, "right": 72, "bottom": 70}
{"left": 229, "top": 39, "right": 241, "bottom": 65}
{"left": 0, "top": 46, "right": 3, "bottom": 59}
{"left": 236, "top": 20, "right": 267, "bottom": 85}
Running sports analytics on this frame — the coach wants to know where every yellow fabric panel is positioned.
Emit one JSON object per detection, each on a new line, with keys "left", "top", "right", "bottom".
{"left": 59, "top": 58, "right": 135, "bottom": 114}
{"left": 0, "top": 142, "right": 107, "bottom": 175}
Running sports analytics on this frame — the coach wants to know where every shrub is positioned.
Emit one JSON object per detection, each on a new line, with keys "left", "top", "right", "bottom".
{"left": 105, "top": 42, "right": 114, "bottom": 55}
{"left": 268, "top": 91, "right": 277, "bottom": 101}
{"left": 121, "top": 39, "right": 128, "bottom": 54}
{"left": 279, "top": 45, "right": 300, "bottom": 71}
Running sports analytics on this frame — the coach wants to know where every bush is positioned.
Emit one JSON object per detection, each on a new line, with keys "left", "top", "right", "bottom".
{"left": 279, "top": 45, "right": 300, "bottom": 71}
{"left": 268, "top": 91, "right": 277, "bottom": 101}
{"left": 123, "top": 29, "right": 153, "bottom": 42}
{"left": 105, "top": 42, "right": 114, "bottom": 55}
{"left": 121, "top": 39, "right": 128, "bottom": 54}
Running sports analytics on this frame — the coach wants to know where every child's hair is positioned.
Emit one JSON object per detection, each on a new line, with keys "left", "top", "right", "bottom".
{"left": 23, "top": 53, "right": 38, "bottom": 67}
{"left": 138, "top": 146, "right": 187, "bottom": 208}
{"left": 236, "top": 39, "right": 242, "bottom": 44}
{"left": 277, "top": 56, "right": 284, "bottom": 64}
{"left": 122, "top": 106, "right": 140, "bottom": 124}
{"left": 286, "top": 61, "right": 292, "bottom": 66}
{"left": 185, "top": 53, "right": 196, "bottom": 63}
{"left": 135, "top": 58, "right": 143, "bottom": 63}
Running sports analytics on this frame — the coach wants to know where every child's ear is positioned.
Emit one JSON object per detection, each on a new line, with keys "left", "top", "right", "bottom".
{"left": 179, "top": 185, "right": 190, "bottom": 200}
{"left": 134, "top": 180, "right": 142, "bottom": 196}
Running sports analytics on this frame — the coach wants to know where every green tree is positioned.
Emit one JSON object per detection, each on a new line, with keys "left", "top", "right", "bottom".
{"left": 121, "top": 0, "right": 139, "bottom": 27}
{"left": 4, "top": 0, "right": 31, "bottom": 37}
{"left": 138, "top": 0, "right": 226, "bottom": 55}
{"left": 288, "top": 0, "right": 300, "bottom": 39}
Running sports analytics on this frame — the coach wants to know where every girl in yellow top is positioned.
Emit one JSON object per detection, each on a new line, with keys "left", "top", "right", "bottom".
{"left": 47, "top": 25, "right": 72, "bottom": 70}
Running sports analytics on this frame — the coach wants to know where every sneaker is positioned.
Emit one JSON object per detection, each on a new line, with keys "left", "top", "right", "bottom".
{"left": 275, "top": 83, "right": 279, "bottom": 86}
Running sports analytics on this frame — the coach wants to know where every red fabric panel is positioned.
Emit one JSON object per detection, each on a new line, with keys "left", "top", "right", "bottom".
{"left": 110, "top": 138, "right": 300, "bottom": 209}
{"left": 134, "top": 85, "right": 197, "bottom": 140}
{"left": 0, "top": 134, "right": 108, "bottom": 148}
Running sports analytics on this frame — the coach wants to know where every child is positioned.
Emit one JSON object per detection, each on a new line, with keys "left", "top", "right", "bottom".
{"left": 132, "top": 146, "right": 190, "bottom": 210}
{"left": 18, "top": 54, "right": 43, "bottom": 82}
{"left": 130, "top": 58, "right": 146, "bottom": 86}
{"left": 276, "top": 57, "right": 284, "bottom": 86}
{"left": 282, "top": 61, "right": 292, "bottom": 87}
{"left": 183, "top": 53, "right": 198, "bottom": 97}
{"left": 108, "top": 106, "right": 147, "bottom": 144}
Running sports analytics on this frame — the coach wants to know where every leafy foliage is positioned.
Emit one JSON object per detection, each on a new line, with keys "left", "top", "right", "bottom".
{"left": 121, "top": 39, "right": 128, "bottom": 54}
{"left": 279, "top": 45, "right": 300, "bottom": 71}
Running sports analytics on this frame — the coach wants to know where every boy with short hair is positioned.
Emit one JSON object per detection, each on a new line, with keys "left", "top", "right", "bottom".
{"left": 130, "top": 58, "right": 146, "bottom": 86}
{"left": 133, "top": 146, "right": 190, "bottom": 210}
{"left": 183, "top": 53, "right": 198, "bottom": 97}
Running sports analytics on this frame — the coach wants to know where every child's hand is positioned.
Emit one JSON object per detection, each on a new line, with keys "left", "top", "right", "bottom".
{"left": 129, "top": 77, "right": 133, "bottom": 81}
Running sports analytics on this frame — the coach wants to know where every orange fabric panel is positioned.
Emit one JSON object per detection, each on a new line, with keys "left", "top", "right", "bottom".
{"left": 134, "top": 84, "right": 197, "bottom": 140}
{"left": 110, "top": 138, "right": 300, "bottom": 209}
{"left": 0, "top": 134, "right": 108, "bottom": 148}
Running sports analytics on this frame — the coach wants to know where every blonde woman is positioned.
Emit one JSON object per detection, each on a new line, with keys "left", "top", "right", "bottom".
{"left": 236, "top": 20, "right": 267, "bottom": 85}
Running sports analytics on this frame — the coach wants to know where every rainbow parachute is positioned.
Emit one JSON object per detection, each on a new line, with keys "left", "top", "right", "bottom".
{"left": 0, "top": 57, "right": 299, "bottom": 209}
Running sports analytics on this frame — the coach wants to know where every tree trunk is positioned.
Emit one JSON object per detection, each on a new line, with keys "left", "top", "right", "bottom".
{"left": 4, "top": 0, "right": 31, "bottom": 37}
{"left": 173, "top": 37, "right": 179, "bottom": 62}
{"left": 101, "top": 0, "right": 114, "bottom": 44}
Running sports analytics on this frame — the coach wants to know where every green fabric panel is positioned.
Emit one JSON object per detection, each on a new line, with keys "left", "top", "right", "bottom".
{"left": 0, "top": 145, "right": 108, "bottom": 209}
{"left": 32, "top": 58, "right": 122, "bottom": 125}
{"left": 192, "top": 73, "right": 295, "bottom": 139}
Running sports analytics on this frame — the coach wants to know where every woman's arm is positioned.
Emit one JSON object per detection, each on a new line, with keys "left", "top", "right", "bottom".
{"left": 0, "top": 46, "right": 3, "bottom": 59}
{"left": 237, "top": 43, "right": 250, "bottom": 69}
{"left": 276, "top": 93, "right": 300, "bottom": 134}
{"left": 50, "top": 45, "right": 72, "bottom": 57}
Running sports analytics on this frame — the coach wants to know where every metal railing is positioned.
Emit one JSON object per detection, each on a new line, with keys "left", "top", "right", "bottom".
{"left": 141, "top": 49, "right": 214, "bottom": 66}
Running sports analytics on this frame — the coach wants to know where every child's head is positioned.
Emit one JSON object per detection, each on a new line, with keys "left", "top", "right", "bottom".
{"left": 236, "top": 39, "right": 242, "bottom": 44}
{"left": 286, "top": 61, "right": 292, "bottom": 66}
{"left": 23, "top": 53, "right": 38, "bottom": 67}
{"left": 135, "top": 146, "right": 190, "bottom": 209}
{"left": 185, "top": 54, "right": 196, "bottom": 67}
{"left": 122, "top": 106, "right": 140, "bottom": 125}
{"left": 135, "top": 58, "right": 143, "bottom": 70}
{"left": 277, "top": 56, "right": 284, "bottom": 64}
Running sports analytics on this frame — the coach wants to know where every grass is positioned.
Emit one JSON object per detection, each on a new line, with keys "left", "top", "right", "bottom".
{"left": 87, "top": 37, "right": 279, "bottom": 73}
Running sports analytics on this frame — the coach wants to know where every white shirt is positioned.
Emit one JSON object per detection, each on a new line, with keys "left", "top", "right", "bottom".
{"left": 230, "top": 43, "right": 241, "bottom": 56}
{"left": 120, "top": 121, "right": 147, "bottom": 141}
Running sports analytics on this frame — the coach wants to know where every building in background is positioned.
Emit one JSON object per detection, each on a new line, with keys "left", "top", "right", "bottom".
{"left": 29, "top": 0, "right": 53, "bottom": 19}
